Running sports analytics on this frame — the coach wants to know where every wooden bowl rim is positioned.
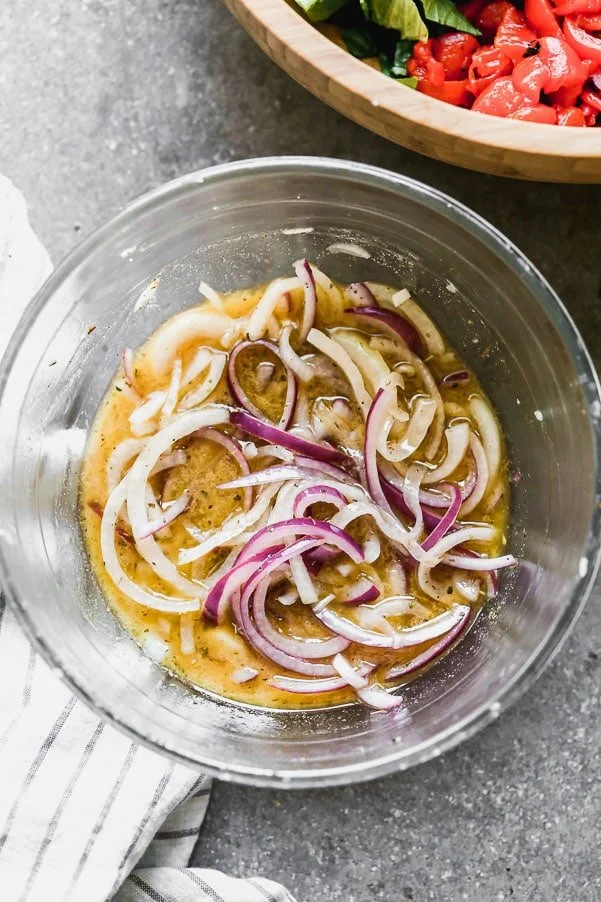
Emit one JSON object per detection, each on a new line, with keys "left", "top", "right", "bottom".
{"left": 233, "top": 0, "right": 601, "bottom": 162}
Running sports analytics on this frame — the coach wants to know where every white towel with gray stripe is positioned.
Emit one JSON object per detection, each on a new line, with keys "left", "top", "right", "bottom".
{"left": 0, "top": 175, "right": 296, "bottom": 902}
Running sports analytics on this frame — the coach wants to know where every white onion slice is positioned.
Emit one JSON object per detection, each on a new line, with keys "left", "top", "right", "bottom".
{"left": 392, "top": 292, "right": 445, "bottom": 356}
{"left": 289, "top": 553, "right": 319, "bottom": 605}
{"left": 198, "top": 280, "right": 223, "bottom": 309}
{"left": 422, "top": 524, "right": 496, "bottom": 567}
{"left": 378, "top": 395, "right": 437, "bottom": 462}
{"left": 139, "top": 488, "right": 191, "bottom": 539}
{"left": 232, "top": 666, "right": 260, "bottom": 684}
{"left": 178, "top": 483, "right": 280, "bottom": 565}
{"left": 307, "top": 328, "right": 372, "bottom": 417}
{"left": 332, "top": 654, "right": 370, "bottom": 690}
{"left": 247, "top": 277, "right": 302, "bottom": 341}
{"left": 460, "top": 433, "right": 489, "bottom": 515}
{"left": 402, "top": 462, "right": 428, "bottom": 542}
{"left": 363, "top": 531, "right": 381, "bottom": 564}
{"left": 162, "top": 359, "right": 182, "bottom": 418}
{"left": 470, "top": 396, "right": 501, "bottom": 489}
{"left": 150, "top": 449, "right": 187, "bottom": 476}
{"left": 422, "top": 421, "right": 470, "bottom": 484}
{"left": 148, "top": 309, "right": 238, "bottom": 375}
{"left": 129, "top": 391, "right": 167, "bottom": 428}
{"left": 144, "top": 634, "right": 170, "bottom": 663}
{"left": 182, "top": 347, "right": 213, "bottom": 388}
{"left": 332, "top": 330, "right": 391, "bottom": 396}
{"left": 180, "top": 613, "right": 196, "bottom": 654}
{"left": 106, "top": 438, "right": 145, "bottom": 492}
{"left": 100, "top": 478, "right": 200, "bottom": 613}
{"left": 357, "top": 684, "right": 407, "bottom": 712}
{"left": 179, "top": 352, "right": 227, "bottom": 410}
{"left": 277, "top": 588, "right": 298, "bottom": 606}
{"left": 126, "top": 405, "right": 229, "bottom": 593}
{"left": 279, "top": 324, "right": 314, "bottom": 382}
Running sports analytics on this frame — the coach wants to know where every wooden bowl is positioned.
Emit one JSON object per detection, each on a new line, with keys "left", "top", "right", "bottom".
{"left": 223, "top": 0, "right": 601, "bottom": 182}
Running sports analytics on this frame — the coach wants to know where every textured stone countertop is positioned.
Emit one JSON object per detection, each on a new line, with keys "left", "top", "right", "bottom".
{"left": 1, "top": 1, "right": 601, "bottom": 899}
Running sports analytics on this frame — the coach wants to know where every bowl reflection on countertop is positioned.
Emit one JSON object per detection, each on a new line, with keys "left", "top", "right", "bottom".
{"left": 0, "top": 156, "right": 600, "bottom": 787}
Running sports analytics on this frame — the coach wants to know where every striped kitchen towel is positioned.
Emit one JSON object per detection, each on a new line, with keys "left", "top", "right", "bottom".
{"left": 0, "top": 175, "right": 296, "bottom": 902}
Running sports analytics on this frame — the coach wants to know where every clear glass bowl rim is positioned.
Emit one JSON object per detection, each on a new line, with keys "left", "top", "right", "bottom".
{"left": 1, "top": 155, "right": 601, "bottom": 787}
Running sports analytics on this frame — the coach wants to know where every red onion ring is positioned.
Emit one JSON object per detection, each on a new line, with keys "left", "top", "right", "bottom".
{"left": 442, "top": 370, "right": 469, "bottom": 385}
{"left": 357, "top": 684, "right": 407, "bottom": 712}
{"left": 252, "top": 575, "right": 350, "bottom": 659}
{"left": 344, "top": 306, "right": 421, "bottom": 354}
{"left": 294, "top": 455, "right": 356, "bottom": 482}
{"left": 385, "top": 605, "right": 471, "bottom": 680}
{"left": 269, "top": 663, "right": 375, "bottom": 695}
{"left": 227, "top": 339, "right": 297, "bottom": 430}
{"left": 345, "top": 282, "right": 377, "bottom": 306}
{"left": 236, "top": 517, "right": 364, "bottom": 567}
{"left": 421, "top": 484, "right": 462, "bottom": 552}
{"left": 230, "top": 410, "right": 347, "bottom": 463}
{"left": 196, "top": 426, "right": 252, "bottom": 510}
{"left": 138, "top": 489, "right": 191, "bottom": 539}
{"left": 340, "top": 576, "right": 380, "bottom": 605}
{"left": 294, "top": 259, "right": 317, "bottom": 341}
{"left": 292, "top": 485, "right": 347, "bottom": 518}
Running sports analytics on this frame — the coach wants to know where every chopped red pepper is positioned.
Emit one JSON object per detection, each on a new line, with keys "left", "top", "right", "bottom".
{"left": 472, "top": 74, "right": 529, "bottom": 113}
{"left": 538, "top": 36, "right": 588, "bottom": 90}
{"left": 581, "top": 86, "right": 601, "bottom": 109}
{"left": 575, "top": 13, "right": 601, "bottom": 27}
{"left": 433, "top": 33, "right": 481, "bottom": 79}
{"left": 580, "top": 100, "right": 599, "bottom": 122}
{"left": 554, "top": 104, "right": 587, "bottom": 122}
{"left": 563, "top": 16, "right": 601, "bottom": 64}
{"left": 477, "top": 1, "right": 515, "bottom": 40}
{"left": 419, "top": 78, "right": 473, "bottom": 106}
{"left": 548, "top": 81, "right": 583, "bottom": 103}
{"left": 512, "top": 54, "right": 549, "bottom": 101}
{"left": 469, "top": 45, "right": 513, "bottom": 94}
{"left": 509, "top": 103, "right": 558, "bottom": 120}
{"left": 494, "top": 8, "right": 538, "bottom": 62}
{"left": 524, "top": 0, "right": 562, "bottom": 37}
{"left": 553, "top": 0, "right": 601, "bottom": 15}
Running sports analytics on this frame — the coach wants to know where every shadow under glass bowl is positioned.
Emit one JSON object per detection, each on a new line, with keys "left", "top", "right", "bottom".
{"left": 0, "top": 157, "right": 600, "bottom": 788}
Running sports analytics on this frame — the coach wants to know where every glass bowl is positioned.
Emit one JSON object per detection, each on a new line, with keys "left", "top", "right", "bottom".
{"left": 0, "top": 157, "right": 600, "bottom": 788}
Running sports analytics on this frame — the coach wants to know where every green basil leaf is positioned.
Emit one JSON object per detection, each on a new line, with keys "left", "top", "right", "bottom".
{"left": 341, "top": 25, "right": 380, "bottom": 56}
{"left": 369, "top": 0, "right": 428, "bottom": 41}
{"left": 379, "top": 37, "right": 416, "bottom": 77}
{"left": 293, "top": 0, "right": 350, "bottom": 23}
{"left": 421, "top": 0, "right": 481, "bottom": 35}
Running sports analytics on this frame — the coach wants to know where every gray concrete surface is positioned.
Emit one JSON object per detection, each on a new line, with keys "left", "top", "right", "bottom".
{"left": 1, "top": 1, "right": 601, "bottom": 900}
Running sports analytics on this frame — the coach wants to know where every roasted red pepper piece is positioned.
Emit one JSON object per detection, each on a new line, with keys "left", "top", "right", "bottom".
{"left": 537, "top": 35, "right": 588, "bottom": 89}
{"left": 472, "top": 74, "right": 529, "bottom": 113}
{"left": 553, "top": 0, "right": 601, "bottom": 15}
{"left": 512, "top": 54, "right": 549, "bottom": 101}
{"left": 564, "top": 16, "right": 601, "bottom": 64}
{"left": 548, "top": 81, "right": 583, "bottom": 103}
{"left": 575, "top": 13, "right": 601, "bottom": 27}
{"left": 579, "top": 100, "right": 599, "bottom": 122}
{"left": 509, "top": 104, "right": 558, "bottom": 121}
{"left": 554, "top": 104, "right": 587, "bottom": 123}
{"left": 524, "top": 0, "right": 562, "bottom": 38}
{"left": 469, "top": 45, "right": 513, "bottom": 94}
{"left": 433, "top": 33, "right": 480, "bottom": 79}
{"left": 581, "top": 85, "right": 601, "bottom": 109}
{"left": 477, "top": 0, "right": 514, "bottom": 39}
{"left": 459, "top": 0, "right": 489, "bottom": 24}
{"left": 419, "top": 78, "right": 473, "bottom": 105}
{"left": 494, "top": 7, "right": 538, "bottom": 62}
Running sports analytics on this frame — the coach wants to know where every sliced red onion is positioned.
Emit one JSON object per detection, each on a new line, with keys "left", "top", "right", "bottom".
{"left": 196, "top": 426, "right": 252, "bottom": 510}
{"left": 444, "top": 552, "right": 517, "bottom": 571}
{"left": 292, "top": 485, "right": 347, "bottom": 518}
{"left": 332, "top": 654, "right": 370, "bottom": 690}
{"left": 421, "top": 524, "right": 495, "bottom": 567}
{"left": 314, "top": 602, "right": 469, "bottom": 649}
{"left": 459, "top": 434, "right": 489, "bottom": 515}
{"left": 386, "top": 605, "right": 471, "bottom": 680}
{"left": 340, "top": 576, "right": 380, "bottom": 605}
{"left": 232, "top": 666, "right": 260, "bottom": 683}
{"left": 150, "top": 449, "right": 188, "bottom": 476}
{"left": 182, "top": 347, "right": 213, "bottom": 388}
{"left": 252, "top": 576, "right": 350, "bottom": 658}
{"left": 378, "top": 396, "right": 437, "bottom": 464}
{"left": 344, "top": 306, "right": 421, "bottom": 354}
{"left": 230, "top": 409, "right": 346, "bottom": 463}
{"left": 269, "top": 663, "right": 375, "bottom": 695}
{"left": 469, "top": 396, "right": 501, "bottom": 489}
{"left": 357, "top": 684, "right": 407, "bottom": 712}
{"left": 345, "top": 282, "right": 377, "bottom": 307}
{"left": 442, "top": 370, "right": 469, "bottom": 385}
{"left": 236, "top": 517, "right": 364, "bottom": 567}
{"left": 421, "top": 484, "right": 462, "bottom": 552}
{"left": 217, "top": 464, "right": 319, "bottom": 491}
{"left": 198, "top": 280, "right": 223, "bottom": 309}
{"left": 304, "top": 545, "right": 341, "bottom": 574}
{"left": 392, "top": 295, "right": 445, "bottom": 357}
{"left": 363, "top": 531, "right": 381, "bottom": 564}
{"left": 294, "top": 259, "right": 317, "bottom": 341}
{"left": 162, "top": 358, "right": 182, "bottom": 418}
{"left": 388, "top": 560, "right": 407, "bottom": 595}
{"left": 422, "top": 422, "right": 470, "bottom": 485}
{"left": 138, "top": 488, "right": 191, "bottom": 539}
{"left": 364, "top": 388, "right": 394, "bottom": 512}
{"left": 107, "top": 438, "right": 145, "bottom": 492}
{"left": 279, "top": 323, "right": 314, "bottom": 382}
{"left": 129, "top": 390, "right": 167, "bottom": 428}
{"left": 289, "top": 552, "right": 319, "bottom": 605}
{"left": 294, "top": 455, "right": 355, "bottom": 483}
{"left": 228, "top": 339, "right": 297, "bottom": 430}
